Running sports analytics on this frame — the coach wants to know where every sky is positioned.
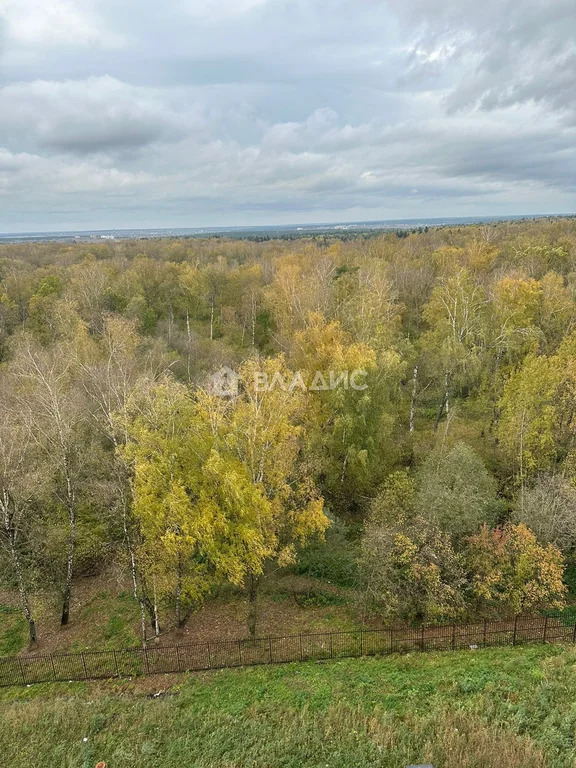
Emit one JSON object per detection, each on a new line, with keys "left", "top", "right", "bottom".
{"left": 0, "top": 0, "right": 574, "bottom": 232}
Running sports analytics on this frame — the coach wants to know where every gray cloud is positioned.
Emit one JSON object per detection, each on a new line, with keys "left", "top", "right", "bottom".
{"left": 391, "top": 0, "right": 576, "bottom": 118}
{"left": 0, "top": 0, "right": 573, "bottom": 231}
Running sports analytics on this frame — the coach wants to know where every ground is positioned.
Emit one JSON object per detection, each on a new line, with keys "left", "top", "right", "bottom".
{"left": 1, "top": 645, "right": 575, "bottom": 767}
{"left": 0, "top": 569, "right": 367, "bottom": 657}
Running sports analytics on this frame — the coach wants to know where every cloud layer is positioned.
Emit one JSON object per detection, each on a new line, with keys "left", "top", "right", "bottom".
{"left": 0, "top": 0, "right": 574, "bottom": 230}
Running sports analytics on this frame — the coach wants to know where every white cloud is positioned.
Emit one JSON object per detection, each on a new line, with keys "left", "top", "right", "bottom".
{"left": 0, "top": 0, "right": 123, "bottom": 46}
{"left": 182, "top": 0, "right": 270, "bottom": 21}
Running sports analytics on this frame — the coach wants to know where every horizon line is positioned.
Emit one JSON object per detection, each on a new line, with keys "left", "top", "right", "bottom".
{"left": 1, "top": 212, "right": 574, "bottom": 239}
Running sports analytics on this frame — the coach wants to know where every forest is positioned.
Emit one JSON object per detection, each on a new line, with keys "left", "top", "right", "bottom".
{"left": 1, "top": 216, "right": 575, "bottom": 651}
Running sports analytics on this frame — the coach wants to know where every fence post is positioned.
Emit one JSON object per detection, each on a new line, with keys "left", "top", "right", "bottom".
{"left": 483, "top": 620, "right": 487, "bottom": 646}
{"left": 512, "top": 616, "right": 518, "bottom": 646}
{"left": 420, "top": 625, "right": 425, "bottom": 651}
{"left": 299, "top": 634, "right": 303, "bottom": 661}
{"left": 451, "top": 624, "right": 456, "bottom": 650}
{"left": 237, "top": 640, "right": 243, "bottom": 665}
{"left": 50, "top": 655, "right": 57, "bottom": 681}
{"left": 81, "top": 652, "right": 88, "bottom": 679}
{"left": 360, "top": 630, "right": 364, "bottom": 656}
{"left": 175, "top": 645, "right": 182, "bottom": 672}
{"left": 572, "top": 623, "right": 576, "bottom": 643}
{"left": 330, "top": 633, "right": 334, "bottom": 659}
{"left": 113, "top": 650, "right": 120, "bottom": 677}
{"left": 268, "top": 637, "right": 273, "bottom": 664}
{"left": 207, "top": 642, "right": 213, "bottom": 668}
{"left": 144, "top": 647, "right": 151, "bottom": 674}
{"left": 543, "top": 616, "right": 548, "bottom": 644}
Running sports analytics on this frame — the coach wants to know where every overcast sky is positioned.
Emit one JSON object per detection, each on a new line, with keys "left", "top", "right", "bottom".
{"left": 0, "top": 0, "right": 574, "bottom": 231}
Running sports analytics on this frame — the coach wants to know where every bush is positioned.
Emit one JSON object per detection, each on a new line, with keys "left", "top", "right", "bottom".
{"left": 294, "top": 517, "right": 359, "bottom": 587}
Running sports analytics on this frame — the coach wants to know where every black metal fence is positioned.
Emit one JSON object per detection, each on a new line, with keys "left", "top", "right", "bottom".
{"left": 0, "top": 615, "right": 573, "bottom": 687}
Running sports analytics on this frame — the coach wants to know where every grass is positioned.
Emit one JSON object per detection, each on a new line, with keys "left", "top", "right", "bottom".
{"left": 0, "top": 606, "right": 27, "bottom": 655}
{"left": 0, "top": 589, "right": 142, "bottom": 657}
{"left": 1, "top": 644, "right": 576, "bottom": 767}
{"left": 74, "top": 591, "right": 140, "bottom": 651}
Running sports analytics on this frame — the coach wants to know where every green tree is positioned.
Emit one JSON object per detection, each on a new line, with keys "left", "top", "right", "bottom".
{"left": 513, "top": 475, "right": 576, "bottom": 552}
{"left": 124, "top": 378, "right": 272, "bottom": 630}
{"left": 416, "top": 443, "right": 502, "bottom": 538}
{"left": 369, "top": 470, "right": 415, "bottom": 526}
{"left": 11, "top": 332, "right": 91, "bottom": 626}
{"left": 291, "top": 313, "right": 404, "bottom": 513}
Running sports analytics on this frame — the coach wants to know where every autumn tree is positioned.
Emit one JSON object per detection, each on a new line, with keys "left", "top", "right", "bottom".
{"left": 80, "top": 315, "right": 169, "bottom": 642}
{"left": 466, "top": 523, "right": 566, "bottom": 616}
{"left": 362, "top": 516, "right": 465, "bottom": 623}
{"left": 498, "top": 331, "right": 576, "bottom": 495}
{"left": 421, "top": 269, "right": 488, "bottom": 426}
{"left": 123, "top": 379, "right": 258, "bottom": 630}
{"left": 124, "top": 357, "right": 328, "bottom": 635}
{"left": 196, "top": 356, "right": 329, "bottom": 635}
{"left": 368, "top": 470, "right": 415, "bottom": 527}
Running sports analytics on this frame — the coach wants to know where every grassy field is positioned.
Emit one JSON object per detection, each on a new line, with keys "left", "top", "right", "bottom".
{"left": 1, "top": 644, "right": 576, "bottom": 767}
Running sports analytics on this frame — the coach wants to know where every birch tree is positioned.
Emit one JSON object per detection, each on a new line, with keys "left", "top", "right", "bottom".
{"left": 0, "top": 385, "right": 43, "bottom": 647}
{"left": 80, "top": 316, "right": 168, "bottom": 643}
{"left": 11, "top": 335, "right": 87, "bottom": 626}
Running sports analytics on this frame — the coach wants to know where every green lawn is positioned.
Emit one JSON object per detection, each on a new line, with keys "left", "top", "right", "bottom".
{"left": 1, "top": 644, "right": 576, "bottom": 767}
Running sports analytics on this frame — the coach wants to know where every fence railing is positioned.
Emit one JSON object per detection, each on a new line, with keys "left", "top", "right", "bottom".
{"left": 0, "top": 615, "right": 573, "bottom": 687}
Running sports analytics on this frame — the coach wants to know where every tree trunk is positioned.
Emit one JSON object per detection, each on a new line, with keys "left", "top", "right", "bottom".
{"left": 175, "top": 579, "right": 182, "bottom": 628}
{"left": 434, "top": 372, "right": 450, "bottom": 431}
{"left": 141, "top": 594, "right": 160, "bottom": 637}
{"left": 60, "top": 509, "right": 75, "bottom": 625}
{"left": 186, "top": 309, "right": 192, "bottom": 383}
{"left": 409, "top": 363, "right": 418, "bottom": 434}
{"left": 251, "top": 290, "right": 256, "bottom": 347}
{"left": 119, "top": 484, "right": 149, "bottom": 646}
{"left": 152, "top": 577, "right": 160, "bottom": 640}
{"left": 60, "top": 464, "right": 76, "bottom": 626}
{"left": 3, "top": 498, "right": 38, "bottom": 648}
{"left": 434, "top": 394, "right": 447, "bottom": 431}
{"left": 28, "top": 618, "right": 37, "bottom": 647}
{"left": 247, "top": 573, "right": 260, "bottom": 638}
{"left": 175, "top": 550, "right": 188, "bottom": 628}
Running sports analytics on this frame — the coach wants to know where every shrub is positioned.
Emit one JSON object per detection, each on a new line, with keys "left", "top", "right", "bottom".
{"left": 294, "top": 517, "right": 358, "bottom": 588}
